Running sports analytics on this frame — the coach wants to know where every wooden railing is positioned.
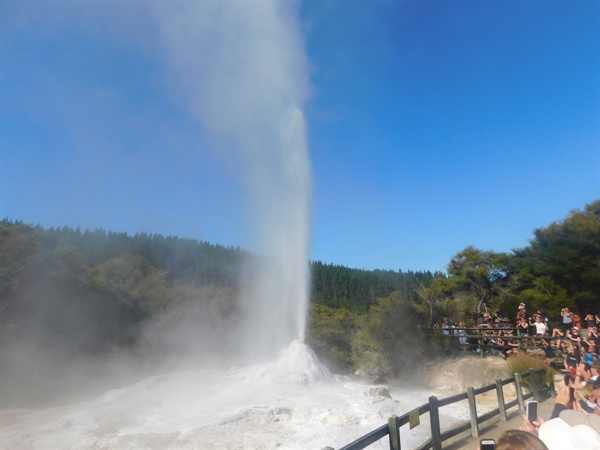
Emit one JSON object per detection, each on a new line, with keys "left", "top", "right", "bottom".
{"left": 326, "top": 368, "right": 553, "bottom": 450}
{"left": 426, "top": 327, "right": 563, "bottom": 361}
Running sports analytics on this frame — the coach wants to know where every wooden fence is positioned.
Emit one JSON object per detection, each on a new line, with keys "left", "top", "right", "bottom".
{"left": 427, "top": 327, "right": 563, "bottom": 363}
{"left": 326, "top": 367, "right": 553, "bottom": 450}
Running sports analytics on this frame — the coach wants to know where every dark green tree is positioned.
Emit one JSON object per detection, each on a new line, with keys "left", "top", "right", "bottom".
{"left": 512, "top": 199, "right": 600, "bottom": 316}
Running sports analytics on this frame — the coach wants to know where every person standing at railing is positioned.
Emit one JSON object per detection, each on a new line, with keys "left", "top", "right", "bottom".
{"left": 517, "top": 317, "right": 530, "bottom": 349}
{"left": 562, "top": 307, "right": 574, "bottom": 332}
{"left": 516, "top": 303, "right": 527, "bottom": 323}
{"left": 536, "top": 308, "right": 548, "bottom": 324}
{"left": 531, "top": 315, "right": 549, "bottom": 347}
{"left": 458, "top": 322, "right": 468, "bottom": 351}
{"left": 585, "top": 313, "right": 596, "bottom": 336}
{"left": 573, "top": 311, "right": 583, "bottom": 331}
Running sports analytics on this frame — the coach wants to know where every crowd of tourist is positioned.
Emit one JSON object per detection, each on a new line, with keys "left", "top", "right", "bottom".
{"left": 433, "top": 305, "right": 600, "bottom": 368}
{"left": 478, "top": 363, "right": 600, "bottom": 450}
{"left": 435, "top": 304, "right": 600, "bottom": 449}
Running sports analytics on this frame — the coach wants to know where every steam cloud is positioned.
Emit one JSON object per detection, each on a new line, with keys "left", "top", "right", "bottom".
{"left": 152, "top": 2, "right": 312, "bottom": 361}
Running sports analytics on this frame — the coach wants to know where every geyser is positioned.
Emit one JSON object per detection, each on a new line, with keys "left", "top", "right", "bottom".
{"left": 153, "top": 1, "right": 312, "bottom": 362}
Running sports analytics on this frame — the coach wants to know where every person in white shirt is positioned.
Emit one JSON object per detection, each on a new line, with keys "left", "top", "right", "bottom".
{"left": 531, "top": 314, "right": 548, "bottom": 347}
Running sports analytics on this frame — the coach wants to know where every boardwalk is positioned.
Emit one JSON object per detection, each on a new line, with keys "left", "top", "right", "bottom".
{"left": 444, "top": 386, "right": 556, "bottom": 450}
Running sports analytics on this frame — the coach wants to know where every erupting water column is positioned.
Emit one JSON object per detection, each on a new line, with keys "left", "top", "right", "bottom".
{"left": 154, "top": 2, "right": 312, "bottom": 362}
{"left": 239, "top": 105, "right": 312, "bottom": 362}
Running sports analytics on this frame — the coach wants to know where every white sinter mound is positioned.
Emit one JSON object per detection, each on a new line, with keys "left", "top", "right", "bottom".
{"left": 1, "top": 341, "right": 441, "bottom": 450}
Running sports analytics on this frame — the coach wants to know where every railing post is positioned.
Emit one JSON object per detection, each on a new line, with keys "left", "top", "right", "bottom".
{"left": 467, "top": 386, "right": 479, "bottom": 437}
{"left": 496, "top": 379, "right": 507, "bottom": 421}
{"left": 529, "top": 369, "right": 540, "bottom": 401}
{"left": 388, "top": 415, "right": 401, "bottom": 450}
{"left": 515, "top": 373, "right": 525, "bottom": 410}
{"left": 429, "top": 396, "right": 442, "bottom": 450}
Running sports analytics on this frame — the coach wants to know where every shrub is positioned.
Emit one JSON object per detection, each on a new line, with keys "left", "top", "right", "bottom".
{"left": 507, "top": 353, "right": 555, "bottom": 388}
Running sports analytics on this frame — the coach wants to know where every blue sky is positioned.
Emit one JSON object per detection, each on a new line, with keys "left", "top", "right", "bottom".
{"left": 2, "top": 1, "right": 599, "bottom": 273}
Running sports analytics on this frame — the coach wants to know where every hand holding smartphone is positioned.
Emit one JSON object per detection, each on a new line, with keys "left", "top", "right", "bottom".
{"left": 480, "top": 438, "right": 496, "bottom": 450}
{"left": 526, "top": 400, "right": 538, "bottom": 423}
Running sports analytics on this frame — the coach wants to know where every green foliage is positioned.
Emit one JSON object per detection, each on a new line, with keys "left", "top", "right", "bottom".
{"left": 413, "top": 274, "right": 463, "bottom": 325}
{"left": 418, "top": 200, "right": 600, "bottom": 328}
{"left": 506, "top": 353, "right": 555, "bottom": 387}
{"left": 1, "top": 199, "right": 597, "bottom": 380}
{"left": 311, "top": 261, "right": 435, "bottom": 313}
{"left": 89, "top": 254, "right": 173, "bottom": 313}
{"left": 512, "top": 200, "right": 600, "bottom": 315}
{"left": 351, "top": 291, "right": 423, "bottom": 381}
{"left": 446, "top": 246, "right": 513, "bottom": 313}
{"left": 306, "top": 303, "right": 358, "bottom": 371}
{"left": 0, "top": 220, "right": 246, "bottom": 353}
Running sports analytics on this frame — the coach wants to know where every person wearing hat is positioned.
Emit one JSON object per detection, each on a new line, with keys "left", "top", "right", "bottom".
{"left": 568, "top": 326, "right": 583, "bottom": 346}
{"left": 538, "top": 409, "right": 600, "bottom": 450}
{"left": 516, "top": 303, "right": 527, "bottom": 322}
{"left": 518, "top": 381, "right": 600, "bottom": 449}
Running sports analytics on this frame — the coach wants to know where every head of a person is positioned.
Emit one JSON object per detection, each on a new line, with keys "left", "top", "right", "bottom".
{"left": 580, "top": 382, "right": 600, "bottom": 402}
{"left": 496, "top": 429, "right": 548, "bottom": 450}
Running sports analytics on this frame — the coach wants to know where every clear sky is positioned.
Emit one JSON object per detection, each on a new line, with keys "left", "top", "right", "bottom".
{"left": 2, "top": 1, "right": 599, "bottom": 273}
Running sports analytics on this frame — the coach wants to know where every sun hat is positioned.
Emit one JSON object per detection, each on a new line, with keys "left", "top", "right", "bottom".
{"left": 559, "top": 410, "right": 600, "bottom": 433}
{"left": 538, "top": 413, "right": 600, "bottom": 450}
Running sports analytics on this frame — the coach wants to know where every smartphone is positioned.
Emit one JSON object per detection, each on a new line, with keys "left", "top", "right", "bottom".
{"left": 480, "top": 438, "right": 496, "bottom": 450}
{"left": 526, "top": 400, "right": 538, "bottom": 423}
{"left": 564, "top": 374, "right": 570, "bottom": 386}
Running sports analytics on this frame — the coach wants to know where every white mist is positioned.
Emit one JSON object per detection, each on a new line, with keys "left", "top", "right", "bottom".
{"left": 153, "top": 2, "right": 312, "bottom": 361}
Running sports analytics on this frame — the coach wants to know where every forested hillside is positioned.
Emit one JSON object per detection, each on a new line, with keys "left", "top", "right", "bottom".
{"left": 1, "top": 199, "right": 598, "bottom": 394}
{"left": 0, "top": 221, "right": 432, "bottom": 381}
{"left": 0, "top": 222, "right": 431, "bottom": 333}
